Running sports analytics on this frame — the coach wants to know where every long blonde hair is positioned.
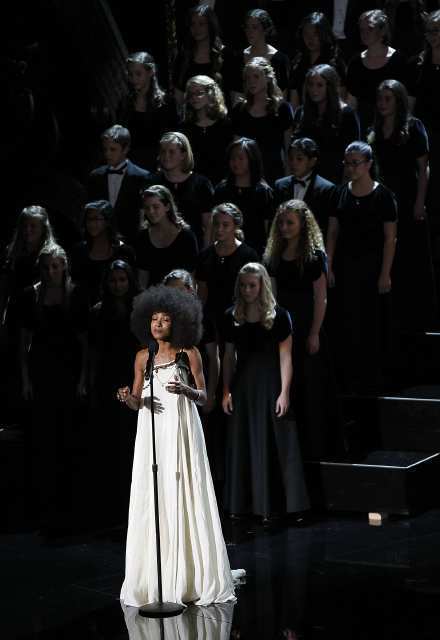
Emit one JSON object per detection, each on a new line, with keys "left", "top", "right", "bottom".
{"left": 241, "top": 57, "right": 283, "bottom": 115}
{"left": 233, "top": 262, "right": 276, "bottom": 330}
{"left": 183, "top": 75, "right": 227, "bottom": 123}
{"left": 264, "top": 199, "right": 324, "bottom": 273}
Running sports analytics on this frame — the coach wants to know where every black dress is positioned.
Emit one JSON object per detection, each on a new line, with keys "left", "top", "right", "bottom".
{"left": 214, "top": 180, "right": 274, "bottom": 256}
{"left": 134, "top": 227, "right": 198, "bottom": 286}
{"left": 88, "top": 301, "right": 140, "bottom": 522}
{"left": 346, "top": 51, "right": 410, "bottom": 135}
{"left": 149, "top": 172, "right": 214, "bottom": 248}
{"left": 412, "top": 59, "right": 440, "bottom": 215}
{"left": 172, "top": 47, "right": 235, "bottom": 96}
{"left": 180, "top": 119, "right": 234, "bottom": 185}
{"left": 222, "top": 306, "right": 309, "bottom": 517}
{"left": 291, "top": 105, "right": 360, "bottom": 184}
{"left": 269, "top": 251, "right": 340, "bottom": 459}
{"left": 230, "top": 50, "right": 291, "bottom": 94}
{"left": 332, "top": 183, "right": 398, "bottom": 391}
{"left": 18, "top": 285, "right": 86, "bottom": 524}
{"left": 69, "top": 241, "right": 136, "bottom": 308}
{"left": 117, "top": 98, "right": 178, "bottom": 172}
{"left": 372, "top": 118, "right": 435, "bottom": 329}
{"left": 231, "top": 101, "right": 294, "bottom": 185}
{"left": 289, "top": 52, "right": 347, "bottom": 104}
{"left": 196, "top": 242, "right": 259, "bottom": 332}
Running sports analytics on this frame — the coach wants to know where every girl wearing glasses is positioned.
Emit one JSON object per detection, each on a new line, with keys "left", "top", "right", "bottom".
{"left": 326, "top": 142, "right": 397, "bottom": 392}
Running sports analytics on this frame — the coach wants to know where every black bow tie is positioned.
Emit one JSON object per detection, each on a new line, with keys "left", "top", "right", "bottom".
{"left": 295, "top": 179, "right": 307, "bottom": 188}
{"left": 107, "top": 164, "right": 127, "bottom": 175}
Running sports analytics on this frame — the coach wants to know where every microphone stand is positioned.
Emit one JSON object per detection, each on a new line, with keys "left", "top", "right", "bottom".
{"left": 139, "top": 340, "right": 184, "bottom": 619}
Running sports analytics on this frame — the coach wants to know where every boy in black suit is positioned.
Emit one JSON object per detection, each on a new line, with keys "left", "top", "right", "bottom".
{"left": 87, "top": 125, "right": 152, "bottom": 245}
{"left": 274, "top": 137, "right": 337, "bottom": 237}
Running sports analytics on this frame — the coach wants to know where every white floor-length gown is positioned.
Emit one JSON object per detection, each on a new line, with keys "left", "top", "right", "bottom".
{"left": 121, "top": 358, "right": 237, "bottom": 607}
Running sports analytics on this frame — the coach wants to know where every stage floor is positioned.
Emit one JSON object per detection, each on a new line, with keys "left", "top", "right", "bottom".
{"left": 2, "top": 509, "right": 440, "bottom": 639}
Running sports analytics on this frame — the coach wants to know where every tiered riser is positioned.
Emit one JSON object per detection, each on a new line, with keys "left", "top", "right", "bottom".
{"left": 306, "top": 451, "right": 440, "bottom": 516}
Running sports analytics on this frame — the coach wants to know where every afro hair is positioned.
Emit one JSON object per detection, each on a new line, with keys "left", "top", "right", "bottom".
{"left": 131, "top": 285, "right": 203, "bottom": 348}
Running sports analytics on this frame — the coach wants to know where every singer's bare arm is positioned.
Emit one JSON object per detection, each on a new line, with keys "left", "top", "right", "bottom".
{"left": 117, "top": 348, "right": 148, "bottom": 410}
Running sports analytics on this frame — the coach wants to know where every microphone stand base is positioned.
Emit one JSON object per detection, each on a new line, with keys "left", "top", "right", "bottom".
{"left": 138, "top": 601, "right": 185, "bottom": 618}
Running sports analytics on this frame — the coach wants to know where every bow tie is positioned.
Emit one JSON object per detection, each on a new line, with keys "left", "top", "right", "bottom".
{"left": 107, "top": 164, "right": 127, "bottom": 175}
{"left": 295, "top": 179, "right": 307, "bottom": 188}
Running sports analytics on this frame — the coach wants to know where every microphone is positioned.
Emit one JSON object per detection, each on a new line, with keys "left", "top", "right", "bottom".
{"left": 147, "top": 338, "right": 159, "bottom": 356}
{"left": 146, "top": 338, "right": 159, "bottom": 377}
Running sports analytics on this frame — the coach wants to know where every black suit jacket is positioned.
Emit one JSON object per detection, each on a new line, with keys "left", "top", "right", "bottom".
{"left": 87, "top": 159, "right": 152, "bottom": 245}
{"left": 274, "top": 173, "right": 337, "bottom": 236}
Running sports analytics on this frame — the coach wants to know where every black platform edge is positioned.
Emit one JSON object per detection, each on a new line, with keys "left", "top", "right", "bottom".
{"left": 305, "top": 451, "right": 440, "bottom": 516}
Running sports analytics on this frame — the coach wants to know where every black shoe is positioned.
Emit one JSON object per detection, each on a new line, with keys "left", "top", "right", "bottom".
{"left": 289, "top": 511, "right": 310, "bottom": 527}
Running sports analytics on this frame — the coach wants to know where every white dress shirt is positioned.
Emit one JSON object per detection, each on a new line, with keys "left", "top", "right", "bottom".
{"left": 293, "top": 173, "right": 313, "bottom": 201}
{"left": 107, "top": 162, "right": 127, "bottom": 207}
{"left": 333, "top": 0, "right": 349, "bottom": 40}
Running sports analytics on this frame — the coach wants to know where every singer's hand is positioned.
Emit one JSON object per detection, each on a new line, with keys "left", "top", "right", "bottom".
{"left": 166, "top": 375, "right": 190, "bottom": 397}
{"left": 117, "top": 386, "right": 131, "bottom": 403}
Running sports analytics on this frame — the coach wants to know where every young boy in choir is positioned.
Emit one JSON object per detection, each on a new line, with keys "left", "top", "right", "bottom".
{"left": 87, "top": 124, "right": 152, "bottom": 246}
{"left": 274, "top": 137, "right": 337, "bottom": 237}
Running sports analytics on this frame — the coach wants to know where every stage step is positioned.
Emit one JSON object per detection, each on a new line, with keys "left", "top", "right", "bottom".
{"left": 306, "top": 450, "right": 440, "bottom": 516}
{"left": 394, "top": 331, "right": 440, "bottom": 385}
{"left": 378, "top": 386, "right": 440, "bottom": 451}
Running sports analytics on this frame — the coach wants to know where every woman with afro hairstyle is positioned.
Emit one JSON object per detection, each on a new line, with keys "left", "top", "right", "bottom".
{"left": 118, "top": 284, "right": 241, "bottom": 607}
{"left": 222, "top": 263, "right": 309, "bottom": 524}
{"left": 264, "top": 200, "right": 340, "bottom": 460}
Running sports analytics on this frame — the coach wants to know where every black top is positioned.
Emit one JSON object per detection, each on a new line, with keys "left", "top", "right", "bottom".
{"left": 268, "top": 251, "right": 327, "bottom": 333}
{"left": 180, "top": 118, "right": 234, "bottom": 185}
{"left": 148, "top": 172, "right": 214, "bottom": 247}
{"left": 289, "top": 52, "right": 347, "bottom": 103}
{"left": 69, "top": 241, "right": 136, "bottom": 308}
{"left": 222, "top": 305, "right": 292, "bottom": 371}
{"left": 412, "top": 61, "right": 440, "bottom": 137}
{"left": 346, "top": 51, "right": 410, "bottom": 133}
{"left": 333, "top": 183, "right": 397, "bottom": 260}
{"left": 269, "top": 251, "right": 326, "bottom": 297}
{"left": 134, "top": 227, "right": 198, "bottom": 285}
{"left": 214, "top": 180, "right": 274, "bottom": 256}
{"left": 89, "top": 301, "right": 140, "bottom": 388}
{"left": 230, "top": 50, "right": 290, "bottom": 93}
{"left": 371, "top": 117, "right": 429, "bottom": 214}
{"left": 116, "top": 99, "right": 178, "bottom": 172}
{"left": 18, "top": 284, "right": 86, "bottom": 386}
{"left": 231, "top": 101, "right": 294, "bottom": 184}
{"left": 292, "top": 104, "right": 360, "bottom": 184}
{"left": 172, "top": 47, "right": 235, "bottom": 93}
{"left": 196, "top": 242, "right": 259, "bottom": 321}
